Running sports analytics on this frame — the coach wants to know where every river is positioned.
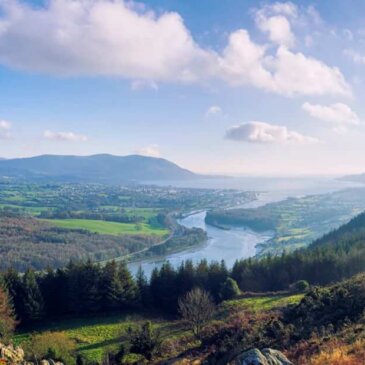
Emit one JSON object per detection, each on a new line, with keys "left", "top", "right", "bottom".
{"left": 128, "top": 177, "right": 363, "bottom": 277}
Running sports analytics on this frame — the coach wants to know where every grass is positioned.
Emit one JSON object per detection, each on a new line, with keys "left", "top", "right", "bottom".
{"left": 14, "top": 313, "right": 189, "bottom": 363}
{"left": 41, "top": 218, "right": 169, "bottom": 237}
{"left": 222, "top": 293, "right": 304, "bottom": 312}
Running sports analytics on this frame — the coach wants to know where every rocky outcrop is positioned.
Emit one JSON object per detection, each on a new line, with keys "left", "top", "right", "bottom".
{"left": 0, "top": 343, "right": 63, "bottom": 365}
{"left": 228, "top": 348, "right": 293, "bottom": 365}
{"left": 0, "top": 343, "right": 25, "bottom": 364}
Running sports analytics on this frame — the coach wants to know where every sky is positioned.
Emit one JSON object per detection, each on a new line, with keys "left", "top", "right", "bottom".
{"left": 2, "top": 0, "right": 365, "bottom": 176}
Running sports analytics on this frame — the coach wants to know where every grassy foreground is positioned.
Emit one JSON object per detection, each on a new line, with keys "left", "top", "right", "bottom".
{"left": 13, "top": 294, "right": 303, "bottom": 363}
{"left": 42, "top": 218, "right": 169, "bottom": 237}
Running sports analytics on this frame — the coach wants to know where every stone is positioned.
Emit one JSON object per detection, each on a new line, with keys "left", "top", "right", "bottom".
{"left": 227, "top": 348, "right": 293, "bottom": 365}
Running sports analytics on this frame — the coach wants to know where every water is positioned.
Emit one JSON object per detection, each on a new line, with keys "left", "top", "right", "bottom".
{"left": 128, "top": 211, "right": 273, "bottom": 277}
{"left": 128, "top": 176, "right": 364, "bottom": 278}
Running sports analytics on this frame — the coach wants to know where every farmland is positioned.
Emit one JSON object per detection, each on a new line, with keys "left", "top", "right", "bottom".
{"left": 42, "top": 218, "right": 169, "bottom": 236}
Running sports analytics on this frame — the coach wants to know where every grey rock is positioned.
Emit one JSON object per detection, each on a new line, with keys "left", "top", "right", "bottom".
{"left": 228, "top": 348, "right": 293, "bottom": 365}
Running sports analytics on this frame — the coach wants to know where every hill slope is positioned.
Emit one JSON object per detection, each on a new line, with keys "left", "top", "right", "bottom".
{"left": 0, "top": 154, "right": 199, "bottom": 183}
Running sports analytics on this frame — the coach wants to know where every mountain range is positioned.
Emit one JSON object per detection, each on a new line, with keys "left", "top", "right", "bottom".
{"left": 0, "top": 154, "right": 200, "bottom": 183}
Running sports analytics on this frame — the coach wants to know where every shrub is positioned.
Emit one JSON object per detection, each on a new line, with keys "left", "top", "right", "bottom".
{"left": 220, "top": 278, "right": 240, "bottom": 300}
{"left": 126, "top": 321, "right": 163, "bottom": 361}
{"left": 290, "top": 280, "right": 310, "bottom": 292}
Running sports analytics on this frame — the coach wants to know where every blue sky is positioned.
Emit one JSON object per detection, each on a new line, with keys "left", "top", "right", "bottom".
{"left": 1, "top": 0, "right": 365, "bottom": 175}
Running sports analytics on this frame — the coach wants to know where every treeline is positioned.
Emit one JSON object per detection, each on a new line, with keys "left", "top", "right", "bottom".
{"left": 1, "top": 259, "right": 231, "bottom": 323}
{"left": 38, "top": 209, "right": 166, "bottom": 226}
{"left": 205, "top": 209, "right": 278, "bottom": 231}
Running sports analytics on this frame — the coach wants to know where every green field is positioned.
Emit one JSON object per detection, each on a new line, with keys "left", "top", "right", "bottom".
{"left": 14, "top": 313, "right": 189, "bottom": 363}
{"left": 42, "top": 218, "right": 169, "bottom": 237}
{"left": 222, "top": 293, "right": 304, "bottom": 312}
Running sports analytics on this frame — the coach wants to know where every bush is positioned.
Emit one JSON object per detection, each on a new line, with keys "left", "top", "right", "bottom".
{"left": 220, "top": 278, "right": 240, "bottom": 300}
{"left": 126, "top": 321, "right": 163, "bottom": 361}
{"left": 290, "top": 280, "right": 310, "bottom": 292}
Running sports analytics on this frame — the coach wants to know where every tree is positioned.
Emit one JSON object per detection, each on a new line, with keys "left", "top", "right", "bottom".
{"left": 127, "top": 321, "right": 163, "bottom": 361}
{"left": 21, "top": 269, "right": 44, "bottom": 322}
{"left": 178, "top": 288, "right": 215, "bottom": 339}
{"left": 136, "top": 266, "right": 150, "bottom": 307}
{"left": 100, "top": 261, "right": 122, "bottom": 311}
{"left": 0, "top": 285, "right": 16, "bottom": 342}
{"left": 220, "top": 277, "right": 240, "bottom": 300}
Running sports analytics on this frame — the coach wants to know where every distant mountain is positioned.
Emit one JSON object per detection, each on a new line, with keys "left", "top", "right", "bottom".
{"left": 0, "top": 154, "right": 201, "bottom": 183}
{"left": 339, "top": 173, "right": 365, "bottom": 184}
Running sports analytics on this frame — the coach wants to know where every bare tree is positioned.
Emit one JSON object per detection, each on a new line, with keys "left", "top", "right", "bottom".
{"left": 178, "top": 288, "right": 215, "bottom": 339}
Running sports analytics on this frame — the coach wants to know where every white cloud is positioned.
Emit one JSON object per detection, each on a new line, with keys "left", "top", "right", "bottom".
{"left": 302, "top": 102, "right": 360, "bottom": 126}
{"left": 254, "top": 2, "right": 297, "bottom": 47}
{"left": 43, "top": 130, "right": 88, "bottom": 142}
{"left": 205, "top": 105, "right": 222, "bottom": 117}
{"left": 0, "top": 120, "right": 12, "bottom": 139}
{"left": 217, "top": 31, "right": 350, "bottom": 96}
{"left": 0, "top": 0, "right": 351, "bottom": 97}
{"left": 135, "top": 144, "right": 161, "bottom": 157}
{"left": 268, "top": 46, "right": 350, "bottom": 96}
{"left": 225, "top": 121, "right": 318, "bottom": 144}
{"left": 0, "top": 0, "right": 209, "bottom": 82}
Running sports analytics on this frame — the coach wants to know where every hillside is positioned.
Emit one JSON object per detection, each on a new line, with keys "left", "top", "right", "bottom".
{"left": 206, "top": 188, "right": 365, "bottom": 256}
{"left": 0, "top": 154, "right": 199, "bottom": 183}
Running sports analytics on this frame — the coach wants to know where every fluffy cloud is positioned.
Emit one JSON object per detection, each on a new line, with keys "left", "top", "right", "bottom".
{"left": 302, "top": 102, "right": 360, "bottom": 126}
{"left": 135, "top": 144, "right": 161, "bottom": 157}
{"left": 43, "top": 130, "right": 88, "bottom": 142}
{"left": 254, "top": 2, "right": 297, "bottom": 47}
{"left": 0, "top": 120, "right": 12, "bottom": 139}
{"left": 225, "top": 121, "right": 318, "bottom": 144}
{"left": 0, "top": 0, "right": 350, "bottom": 97}
{"left": 205, "top": 105, "right": 222, "bottom": 117}
{"left": 0, "top": 0, "right": 208, "bottom": 82}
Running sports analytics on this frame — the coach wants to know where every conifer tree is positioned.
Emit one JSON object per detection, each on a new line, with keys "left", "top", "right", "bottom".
{"left": 21, "top": 269, "right": 44, "bottom": 321}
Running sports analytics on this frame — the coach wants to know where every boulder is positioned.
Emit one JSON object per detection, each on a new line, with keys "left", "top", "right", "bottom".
{"left": 0, "top": 343, "right": 63, "bottom": 365}
{"left": 227, "top": 348, "right": 293, "bottom": 365}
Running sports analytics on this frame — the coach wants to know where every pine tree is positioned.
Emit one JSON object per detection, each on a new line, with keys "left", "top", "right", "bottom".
{"left": 21, "top": 269, "right": 44, "bottom": 322}
{"left": 136, "top": 266, "right": 150, "bottom": 307}
{"left": 118, "top": 261, "right": 137, "bottom": 308}
{"left": 100, "top": 261, "right": 122, "bottom": 311}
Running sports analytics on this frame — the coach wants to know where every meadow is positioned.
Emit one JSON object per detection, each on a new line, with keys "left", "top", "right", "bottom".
{"left": 41, "top": 218, "right": 169, "bottom": 237}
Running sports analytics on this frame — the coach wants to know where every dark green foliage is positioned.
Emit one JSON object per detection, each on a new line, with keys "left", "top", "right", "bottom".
{"left": 127, "top": 321, "right": 163, "bottom": 361}
{"left": 220, "top": 278, "right": 240, "bottom": 300}
{"left": 290, "top": 280, "right": 309, "bottom": 292}
{"left": 20, "top": 269, "right": 44, "bottom": 322}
